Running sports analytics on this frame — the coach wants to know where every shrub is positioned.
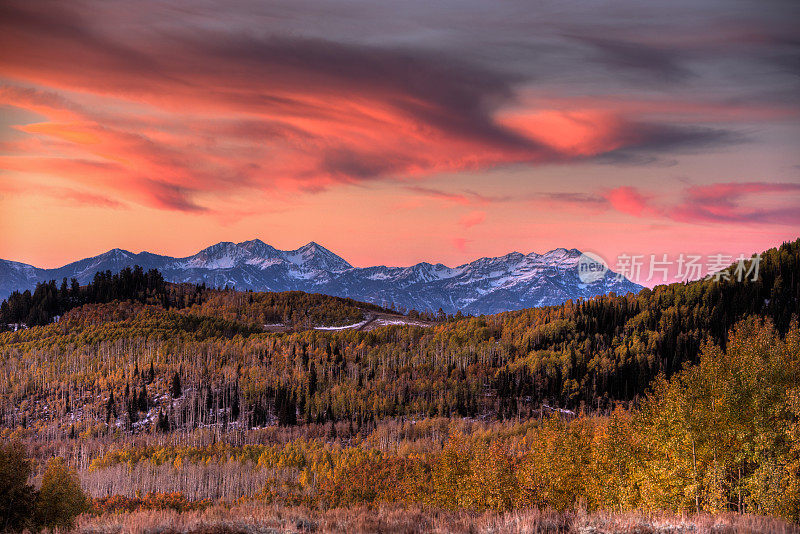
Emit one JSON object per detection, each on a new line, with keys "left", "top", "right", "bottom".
{"left": 34, "top": 457, "right": 90, "bottom": 531}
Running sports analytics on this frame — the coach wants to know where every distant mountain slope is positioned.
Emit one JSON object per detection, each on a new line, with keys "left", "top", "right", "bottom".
{"left": 0, "top": 259, "right": 43, "bottom": 297}
{"left": 0, "top": 240, "right": 641, "bottom": 314}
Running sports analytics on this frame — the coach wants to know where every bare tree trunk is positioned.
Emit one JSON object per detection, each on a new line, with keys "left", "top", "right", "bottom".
{"left": 692, "top": 437, "right": 700, "bottom": 514}
{"left": 738, "top": 466, "right": 742, "bottom": 514}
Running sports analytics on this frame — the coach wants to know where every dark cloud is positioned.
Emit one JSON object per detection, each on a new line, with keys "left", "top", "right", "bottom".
{"left": 0, "top": 1, "right": 165, "bottom": 80}
{"left": 767, "top": 37, "right": 800, "bottom": 77}
{"left": 180, "top": 34, "right": 545, "bottom": 153}
{"left": 143, "top": 180, "right": 207, "bottom": 212}
{"left": 567, "top": 35, "right": 692, "bottom": 83}
{"left": 320, "top": 149, "right": 422, "bottom": 181}
{"left": 598, "top": 121, "right": 744, "bottom": 164}
{"left": 541, "top": 192, "right": 608, "bottom": 209}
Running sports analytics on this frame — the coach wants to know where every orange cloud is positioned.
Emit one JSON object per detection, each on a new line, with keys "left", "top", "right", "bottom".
{"left": 0, "top": 177, "right": 125, "bottom": 208}
{"left": 19, "top": 122, "right": 102, "bottom": 145}
{"left": 0, "top": 1, "right": 741, "bottom": 214}
{"left": 499, "top": 109, "right": 626, "bottom": 156}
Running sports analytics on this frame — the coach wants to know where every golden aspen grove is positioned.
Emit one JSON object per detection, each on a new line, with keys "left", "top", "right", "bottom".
{"left": 1, "top": 240, "right": 799, "bottom": 533}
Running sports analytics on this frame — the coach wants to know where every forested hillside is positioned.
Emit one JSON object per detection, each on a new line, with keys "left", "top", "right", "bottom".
{"left": 0, "top": 266, "right": 393, "bottom": 330}
{"left": 0, "top": 239, "right": 798, "bottom": 523}
{"left": 2, "top": 240, "right": 796, "bottom": 425}
{"left": 182, "top": 289, "right": 392, "bottom": 330}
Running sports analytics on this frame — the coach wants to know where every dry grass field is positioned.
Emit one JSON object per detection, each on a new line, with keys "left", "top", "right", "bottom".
{"left": 76, "top": 504, "right": 800, "bottom": 534}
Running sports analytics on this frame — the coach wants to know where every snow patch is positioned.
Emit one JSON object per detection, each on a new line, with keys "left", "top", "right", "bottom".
{"left": 314, "top": 320, "right": 369, "bottom": 331}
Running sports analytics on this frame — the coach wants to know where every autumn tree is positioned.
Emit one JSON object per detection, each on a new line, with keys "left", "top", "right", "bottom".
{"left": 34, "top": 458, "right": 90, "bottom": 531}
{"left": 0, "top": 441, "right": 35, "bottom": 532}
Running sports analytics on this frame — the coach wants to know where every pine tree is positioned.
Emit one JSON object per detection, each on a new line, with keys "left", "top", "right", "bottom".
{"left": 308, "top": 364, "right": 317, "bottom": 397}
{"left": 137, "top": 387, "right": 148, "bottom": 411}
{"left": 106, "top": 391, "right": 116, "bottom": 423}
{"left": 171, "top": 372, "right": 182, "bottom": 398}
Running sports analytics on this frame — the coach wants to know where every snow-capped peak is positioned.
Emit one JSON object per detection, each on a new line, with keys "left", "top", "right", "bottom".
{"left": 100, "top": 248, "right": 134, "bottom": 259}
{"left": 282, "top": 242, "right": 352, "bottom": 272}
{"left": 237, "top": 239, "right": 281, "bottom": 259}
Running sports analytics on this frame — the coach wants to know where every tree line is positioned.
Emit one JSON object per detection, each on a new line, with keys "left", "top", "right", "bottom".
{"left": 0, "top": 266, "right": 175, "bottom": 327}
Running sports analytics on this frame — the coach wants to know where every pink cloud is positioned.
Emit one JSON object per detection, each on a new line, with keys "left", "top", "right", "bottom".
{"left": 548, "top": 182, "right": 800, "bottom": 227}
{"left": 405, "top": 186, "right": 512, "bottom": 207}
{"left": 0, "top": 178, "right": 126, "bottom": 208}
{"left": 452, "top": 237, "right": 471, "bottom": 252}
{"left": 671, "top": 182, "right": 800, "bottom": 225}
{"left": 459, "top": 210, "right": 486, "bottom": 228}
{"left": 604, "top": 186, "right": 653, "bottom": 216}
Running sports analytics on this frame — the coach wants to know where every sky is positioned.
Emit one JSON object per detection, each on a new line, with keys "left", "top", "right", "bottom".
{"left": 0, "top": 0, "right": 798, "bottom": 284}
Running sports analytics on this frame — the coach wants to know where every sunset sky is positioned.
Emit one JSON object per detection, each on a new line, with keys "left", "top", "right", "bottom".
{"left": 1, "top": 0, "right": 798, "bottom": 279}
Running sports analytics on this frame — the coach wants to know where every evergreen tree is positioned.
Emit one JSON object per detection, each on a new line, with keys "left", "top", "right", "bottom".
{"left": 171, "top": 372, "right": 182, "bottom": 398}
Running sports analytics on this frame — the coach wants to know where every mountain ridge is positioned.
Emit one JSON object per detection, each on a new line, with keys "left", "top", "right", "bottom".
{"left": 0, "top": 239, "right": 642, "bottom": 314}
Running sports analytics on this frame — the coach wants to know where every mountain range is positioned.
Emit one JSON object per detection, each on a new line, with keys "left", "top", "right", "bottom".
{"left": 0, "top": 240, "right": 642, "bottom": 315}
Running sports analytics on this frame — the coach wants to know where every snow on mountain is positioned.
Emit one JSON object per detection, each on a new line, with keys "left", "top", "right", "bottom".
{"left": 0, "top": 240, "right": 642, "bottom": 315}
{"left": 0, "top": 259, "right": 43, "bottom": 299}
{"left": 282, "top": 242, "right": 353, "bottom": 272}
